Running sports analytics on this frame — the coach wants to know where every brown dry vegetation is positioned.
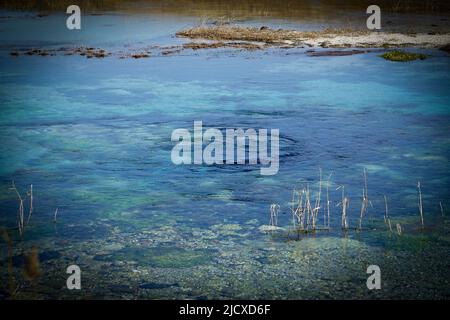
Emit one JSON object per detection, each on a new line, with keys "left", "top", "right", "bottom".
{"left": 176, "top": 26, "right": 368, "bottom": 44}
{"left": 182, "top": 41, "right": 263, "bottom": 50}
{"left": 176, "top": 25, "right": 450, "bottom": 49}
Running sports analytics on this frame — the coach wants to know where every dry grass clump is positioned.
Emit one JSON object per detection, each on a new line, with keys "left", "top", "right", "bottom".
{"left": 176, "top": 25, "right": 366, "bottom": 44}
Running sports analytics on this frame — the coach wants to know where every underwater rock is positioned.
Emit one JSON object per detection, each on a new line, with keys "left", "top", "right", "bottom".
{"left": 39, "top": 250, "right": 61, "bottom": 262}
{"left": 106, "top": 246, "right": 214, "bottom": 268}
{"left": 245, "top": 219, "right": 259, "bottom": 226}
{"left": 102, "top": 243, "right": 124, "bottom": 252}
{"left": 109, "top": 284, "right": 135, "bottom": 294}
{"left": 139, "top": 282, "right": 178, "bottom": 289}
{"left": 131, "top": 53, "right": 150, "bottom": 59}
{"left": 161, "top": 49, "right": 182, "bottom": 55}
{"left": 211, "top": 224, "right": 243, "bottom": 236}
{"left": 258, "top": 225, "right": 284, "bottom": 233}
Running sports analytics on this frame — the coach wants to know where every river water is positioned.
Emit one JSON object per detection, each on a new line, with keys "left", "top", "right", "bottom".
{"left": 0, "top": 8, "right": 449, "bottom": 299}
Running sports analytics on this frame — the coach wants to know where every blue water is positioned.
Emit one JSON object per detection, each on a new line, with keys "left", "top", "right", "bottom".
{"left": 0, "top": 11, "right": 449, "bottom": 299}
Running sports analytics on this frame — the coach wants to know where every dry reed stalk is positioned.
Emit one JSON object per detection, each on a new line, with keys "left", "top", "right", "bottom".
{"left": 26, "top": 184, "right": 33, "bottom": 225}
{"left": 305, "top": 185, "right": 312, "bottom": 230}
{"left": 54, "top": 208, "right": 59, "bottom": 223}
{"left": 342, "top": 196, "right": 349, "bottom": 230}
{"left": 336, "top": 185, "right": 344, "bottom": 229}
{"left": 291, "top": 189, "right": 303, "bottom": 229}
{"left": 315, "top": 169, "right": 322, "bottom": 230}
{"left": 290, "top": 189, "right": 296, "bottom": 228}
{"left": 396, "top": 223, "right": 402, "bottom": 235}
{"left": 11, "top": 181, "right": 24, "bottom": 238}
{"left": 417, "top": 181, "right": 424, "bottom": 228}
{"left": 336, "top": 185, "right": 349, "bottom": 229}
{"left": 384, "top": 195, "right": 393, "bottom": 232}
{"left": 358, "top": 187, "right": 366, "bottom": 229}
{"left": 300, "top": 188, "right": 306, "bottom": 230}
{"left": 358, "top": 169, "right": 369, "bottom": 230}
{"left": 300, "top": 190, "right": 305, "bottom": 229}
{"left": 326, "top": 174, "right": 332, "bottom": 229}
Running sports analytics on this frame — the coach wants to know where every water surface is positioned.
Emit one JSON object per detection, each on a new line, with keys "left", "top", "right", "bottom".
{"left": 0, "top": 10, "right": 449, "bottom": 299}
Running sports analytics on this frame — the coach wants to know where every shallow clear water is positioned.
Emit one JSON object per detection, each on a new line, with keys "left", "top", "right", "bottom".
{"left": 0, "top": 11, "right": 449, "bottom": 299}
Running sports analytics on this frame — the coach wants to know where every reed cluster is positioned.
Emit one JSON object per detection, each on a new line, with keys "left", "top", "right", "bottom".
{"left": 10, "top": 181, "right": 33, "bottom": 238}
{"left": 270, "top": 169, "right": 443, "bottom": 236}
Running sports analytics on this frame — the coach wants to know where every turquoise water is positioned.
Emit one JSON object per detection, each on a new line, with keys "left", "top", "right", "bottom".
{"left": 0, "top": 12, "right": 449, "bottom": 299}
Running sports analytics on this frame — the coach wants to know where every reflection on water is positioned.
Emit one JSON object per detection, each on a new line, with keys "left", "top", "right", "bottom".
{"left": 0, "top": 8, "right": 449, "bottom": 299}
{"left": 2, "top": 0, "right": 450, "bottom": 15}
{"left": 2, "top": 0, "right": 449, "bottom": 36}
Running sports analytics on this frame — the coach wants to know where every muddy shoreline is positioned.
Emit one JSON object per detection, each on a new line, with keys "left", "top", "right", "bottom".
{"left": 177, "top": 26, "right": 450, "bottom": 49}
{"left": 7, "top": 26, "right": 450, "bottom": 60}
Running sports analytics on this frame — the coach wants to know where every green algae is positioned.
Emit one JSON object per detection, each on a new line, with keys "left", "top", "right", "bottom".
{"left": 380, "top": 50, "right": 427, "bottom": 62}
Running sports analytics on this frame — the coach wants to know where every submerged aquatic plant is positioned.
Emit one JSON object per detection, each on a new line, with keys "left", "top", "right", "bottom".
{"left": 23, "top": 246, "right": 41, "bottom": 282}
{"left": 0, "top": 228, "right": 16, "bottom": 296}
